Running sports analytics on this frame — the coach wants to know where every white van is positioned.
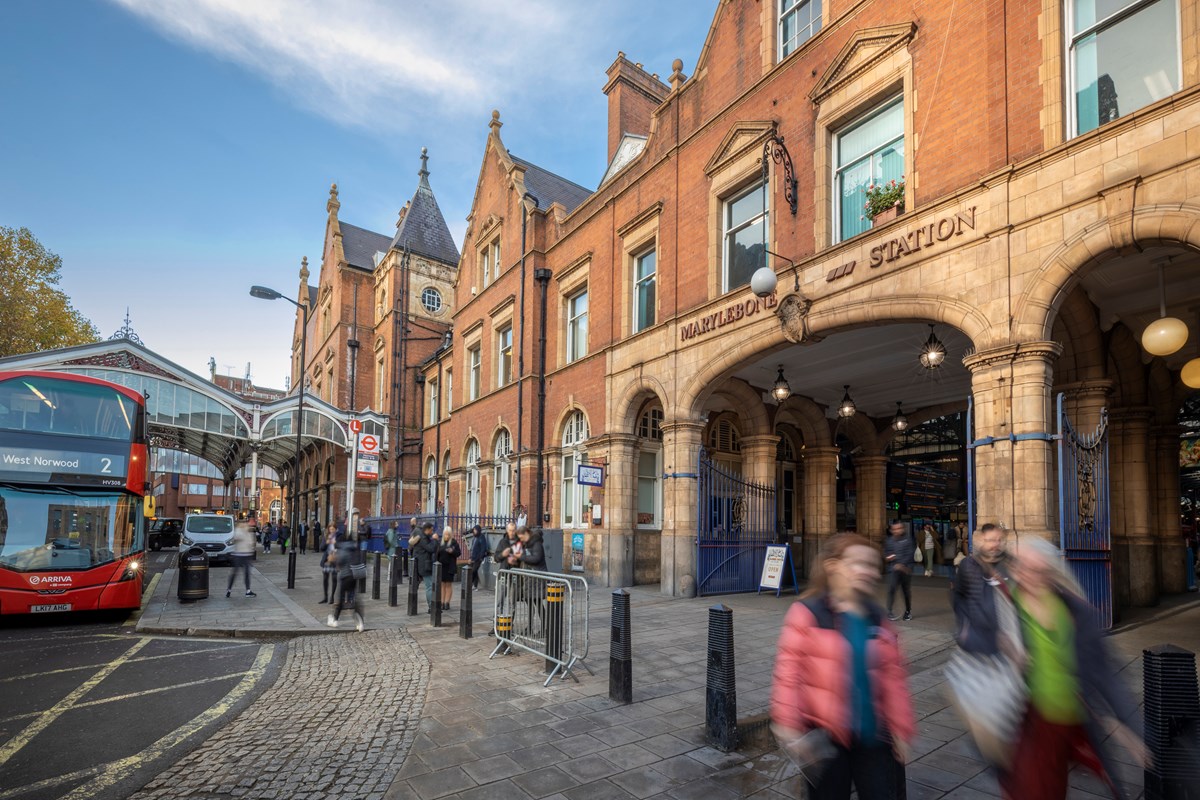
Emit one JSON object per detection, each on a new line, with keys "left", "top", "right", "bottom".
{"left": 180, "top": 514, "right": 235, "bottom": 563}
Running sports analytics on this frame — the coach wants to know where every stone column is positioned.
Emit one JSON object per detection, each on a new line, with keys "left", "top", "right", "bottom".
{"left": 741, "top": 434, "right": 781, "bottom": 537}
{"left": 1057, "top": 379, "right": 1112, "bottom": 432}
{"left": 660, "top": 419, "right": 705, "bottom": 597}
{"left": 1153, "top": 424, "right": 1185, "bottom": 594}
{"left": 1110, "top": 407, "right": 1156, "bottom": 607}
{"left": 585, "top": 434, "right": 638, "bottom": 588}
{"left": 964, "top": 342, "right": 1061, "bottom": 542}
{"left": 801, "top": 446, "right": 840, "bottom": 574}
{"left": 855, "top": 455, "right": 891, "bottom": 547}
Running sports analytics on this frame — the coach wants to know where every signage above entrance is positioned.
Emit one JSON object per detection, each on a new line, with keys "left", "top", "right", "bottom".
{"left": 826, "top": 206, "right": 978, "bottom": 283}
{"left": 680, "top": 291, "right": 778, "bottom": 342}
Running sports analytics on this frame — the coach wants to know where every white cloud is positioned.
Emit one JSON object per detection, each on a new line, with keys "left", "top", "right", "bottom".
{"left": 107, "top": 0, "right": 579, "bottom": 133}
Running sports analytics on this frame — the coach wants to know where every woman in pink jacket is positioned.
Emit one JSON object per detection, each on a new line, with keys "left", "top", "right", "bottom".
{"left": 771, "top": 533, "right": 916, "bottom": 800}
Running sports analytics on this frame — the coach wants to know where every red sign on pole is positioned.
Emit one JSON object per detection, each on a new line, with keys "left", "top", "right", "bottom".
{"left": 349, "top": 419, "right": 363, "bottom": 434}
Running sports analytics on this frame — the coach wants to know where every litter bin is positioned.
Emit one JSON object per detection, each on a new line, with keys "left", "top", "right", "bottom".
{"left": 178, "top": 546, "right": 210, "bottom": 601}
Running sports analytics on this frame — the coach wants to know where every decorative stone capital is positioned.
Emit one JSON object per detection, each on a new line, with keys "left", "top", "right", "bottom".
{"left": 740, "top": 434, "right": 781, "bottom": 453}
{"left": 802, "top": 446, "right": 841, "bottom": 464}
{"left": 660, "top": 418, "right": 706, "bottom": 438}
{"left": 1108, "top": 406, "right": 1155, "bottom": 426}
{"left": 1055, "top": 379, "right": 1113, "bottom": 400}
{"left": 963, "top": 340, "right": 1063, "bottom": 372}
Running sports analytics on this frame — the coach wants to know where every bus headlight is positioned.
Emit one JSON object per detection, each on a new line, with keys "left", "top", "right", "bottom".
{"left": 120, "top": 560, "right": 142, "bottom": 581}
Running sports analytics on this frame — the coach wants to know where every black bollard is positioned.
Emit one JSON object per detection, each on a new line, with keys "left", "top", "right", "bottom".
{"left": 610, "top": 589, "right": 633, "bottom": 704}
{"left": 1143, "top": 644, "right": 1200, "bottom": 800}
{"left": 372, "top": 552, "right": 381, "bottom": 600}
{"left": 459, "top": 564, "right": 473, "bottom": 638}
{"left": 388, "top": 556, "right": 399, "bottom": 607}
{"left": 545, "top": 581, "right": 565, "bottom": 675}
{"left": 406, "top": 558, "right": 418, "bottom": 616}
{"left": 705, "top": 604, "right": 738, "bottom": 752}
{"left": 356, "top": 547, "right": 367, "bottom": 595}
{"left": 399, "top": 548, "right": 408, "bottom": 584}
{"left": 286, "top": 548, "right": 296, "bottom": 589}
{"left": 431, "top": 562, "right": 442, "bottom": 627}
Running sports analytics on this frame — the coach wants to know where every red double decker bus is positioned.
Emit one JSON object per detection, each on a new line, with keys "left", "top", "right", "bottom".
{"left": 0, "top": 370, "right": 148, "bottom": 614}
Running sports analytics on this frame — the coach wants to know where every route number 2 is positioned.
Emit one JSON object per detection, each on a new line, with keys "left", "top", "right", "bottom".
{"left": 100, "top": 458, "right": 112, "bottom": 473}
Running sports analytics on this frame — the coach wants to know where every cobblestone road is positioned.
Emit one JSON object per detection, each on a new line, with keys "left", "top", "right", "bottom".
{"left": 131, "top": 630, "right": 428, "bottom": 800}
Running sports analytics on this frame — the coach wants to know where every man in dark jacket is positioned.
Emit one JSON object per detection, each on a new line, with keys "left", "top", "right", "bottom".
{"left": 408, "top": 521, "right": 439, "bottom": 612}
{"left": 516, "top": 527, "right": 546, "bottom": 571}
{"left": 952, "top": 522, "right": 1012, "bottom": 655}
{"left": 468, "top": 525, "right": 488, "bottom": 588}
{"left": 883, "top": 520, "right": 914, "bottom": 621}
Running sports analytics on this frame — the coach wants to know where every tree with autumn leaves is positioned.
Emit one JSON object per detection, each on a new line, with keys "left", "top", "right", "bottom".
{"left": 0, "top": 226, "right": 99, "bottom": 357}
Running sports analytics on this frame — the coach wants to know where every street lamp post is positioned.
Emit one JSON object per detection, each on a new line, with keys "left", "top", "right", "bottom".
{"left": 250, "top": 283, "right": 308, "bottom": 590}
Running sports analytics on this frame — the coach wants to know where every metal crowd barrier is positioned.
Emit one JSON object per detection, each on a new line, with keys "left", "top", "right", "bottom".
{"left": 490, "top": 568, "right": 592, "bottom": 686}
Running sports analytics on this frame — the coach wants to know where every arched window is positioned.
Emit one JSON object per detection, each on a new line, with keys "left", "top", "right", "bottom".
{"left": 464, "top": 439, "right": 480, "bottom": 518}
{"left": 494, "top": 429, "right": 512, "bottom": 518}
{"left": 424, "top": 456, "right": 437, "bottom": 514}
{"left": 561, "top": 411, "right": 589, "bottom": 528}
{"left": 708, "top": 418, "right": 741, "bottom": 453}
{"left": 636, "top": 404, "right": 663, "bottom": 528}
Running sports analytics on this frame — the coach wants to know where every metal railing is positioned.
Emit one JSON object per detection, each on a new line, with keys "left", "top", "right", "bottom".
{"left": 491, "top": 568, "right": 591, "bottom": 686}
{"left": 361, "top": 513, "right": 514, "bottom": 554}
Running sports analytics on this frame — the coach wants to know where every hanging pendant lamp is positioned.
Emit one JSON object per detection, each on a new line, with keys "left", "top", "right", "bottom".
{"left": 919, "top": 324, "right": 947, "bottom": 370}
{"left": 892, "top": 401, "right": 909, "bottom": 432}
{"left": 1142, "top": 261, "right": 1188, "bottom": 357}
{"left": 838, "top": 385, "right": 857, "bottom": 418}
{"left": 771, "top": 365, "right": 792, "bottom": 402}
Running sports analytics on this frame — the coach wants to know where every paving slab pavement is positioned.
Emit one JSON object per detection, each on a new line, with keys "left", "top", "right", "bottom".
{"left": 136, "top": 552, "right": 1200, "bottom": 800}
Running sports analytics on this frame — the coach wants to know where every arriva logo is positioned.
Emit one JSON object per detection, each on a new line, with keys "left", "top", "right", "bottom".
{"left": 29, "top": 575, "right": 73, "bottom": 586}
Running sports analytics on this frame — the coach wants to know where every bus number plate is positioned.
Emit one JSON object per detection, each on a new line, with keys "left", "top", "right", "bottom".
{"left": 30, "top": 603, "right": 72, "bottom": 613}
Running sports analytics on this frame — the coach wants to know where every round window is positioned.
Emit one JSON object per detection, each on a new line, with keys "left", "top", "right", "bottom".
{"left": 421, "top": 287, "right": 442, "bottom": 313}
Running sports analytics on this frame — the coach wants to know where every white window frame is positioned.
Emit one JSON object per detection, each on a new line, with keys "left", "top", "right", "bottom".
{"left": 464, "top": 439, "right": 480, "bottom": 517}
{"left": 560, "top": 411, "right": 589, "bottom": 529}
{"left": 497, "top": 325, "right": 513, "bottom": 387}
{"left": 1065, "top": 0, "right": 1181, "bottom": 138}
{"left": 468, "top": 345, "right": 481, "bottom": 400}
{"left": 633, "top": 247, "right": 656, "bottom": 334}
{"left": 493, "top": 430, "right": 512, "bottom": 517}
{"left": 722, "top": 181, "right": 769, "bottom": 293}
{"left": 427, "top": 377, "right": 439, "bottom": 426}
{"left": 636, "top": 448, "right": 662, "bottom": 529}
{"left": 566, "top": 288, "right": 588, "bottom": 363}
{"left": 375, "top": 355, "right": 385, "bottom": 410}
{"left": 445, "top": 369, "right": 453, "bottom": 414}
{"left": 832, "top": 97, "right": 904, "bottom": 245}
{"left": 779, "top": 0, "right": 822, "bottom": 59}
{"left": 424, "top": 456, "right": 437, "bottom": 513}
{"left": 421, "top": 286, "right": 442, "bottom": 314}
{"left": 480, "top": 246, "right": 491, "bottom": 289}
{"left": 491, "top": 238, "right": 502, "bottom": 282}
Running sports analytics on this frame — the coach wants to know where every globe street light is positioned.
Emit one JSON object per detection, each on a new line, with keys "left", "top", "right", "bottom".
{"left": 250, "top": 283, "right": 308, "bottom": 590}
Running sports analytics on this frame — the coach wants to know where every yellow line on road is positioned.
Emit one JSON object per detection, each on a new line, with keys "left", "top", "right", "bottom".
{"left": 123, "top": 572, "right": 162, "bottom": 627}
{"left": 0, "top": 644, "right": 273, "bottom": 800}
{"left": 0, "top": 641, "right": 255, "bottom": 684}
{"left": 0, "top": 638, "right": 150, "bottom": 768}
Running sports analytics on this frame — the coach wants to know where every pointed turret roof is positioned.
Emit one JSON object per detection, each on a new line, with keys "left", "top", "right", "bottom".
{"left": 391, "top": 148, "right": 460, "bottom": 266}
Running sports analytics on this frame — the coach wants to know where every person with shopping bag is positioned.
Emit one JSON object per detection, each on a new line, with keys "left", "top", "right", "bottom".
{"left": 771, "top": 533, "right": 915, "bottom": 799}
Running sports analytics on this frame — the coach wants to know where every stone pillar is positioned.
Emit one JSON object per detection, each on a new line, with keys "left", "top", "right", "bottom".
{"left": 1058, "top": 380, "right": 1112, "bottom": 432}
{"left": 1110, "top": 407, "right": 1156, "bottom": 607}
{"left": 741, "top": 434, "right": 781, "bottom": 537}
{"left": 801, "top": 446, "right": 839, "bottom": 574}
{"left": 964, "top": 342, "right": 1061, "bottom": 542}
{"left": 661, "top": 419, "right": 705, "bottom": 597}
{"left": 1153, "top": 424, "right": 1185, "bottom": 594}
{"left": 855, "top": 455, "right": 891, "bottom": 548}
{"left": 586, "top": 434, "right": 638, "bottom": 588}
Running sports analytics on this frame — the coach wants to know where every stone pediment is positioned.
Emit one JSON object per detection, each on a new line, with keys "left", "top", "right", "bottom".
{"left": 704, "top": 121, "right": 776, "bottom": 177}
{"left": 809, "top": 22, "right": 917, "bottom": 104}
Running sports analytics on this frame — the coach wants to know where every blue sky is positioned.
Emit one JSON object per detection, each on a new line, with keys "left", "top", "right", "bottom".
{"left": 0, "top": 0, "right": 715, "bottom": 388}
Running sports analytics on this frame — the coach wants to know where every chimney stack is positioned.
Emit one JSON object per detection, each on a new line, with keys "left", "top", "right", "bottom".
{"left": 603, "top": 53, "right": 670, "bottom": 164}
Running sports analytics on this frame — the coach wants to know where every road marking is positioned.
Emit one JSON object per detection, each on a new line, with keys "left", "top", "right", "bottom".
{"left": 0, "top": 640, "right": 254, "bottom": 684}
{"left": 0, "top": 637, "right": 150, "bottom": 768}
{"left": 19, "top": 644, "right": 273, "bottom": 800}
{"left": 122, "top": 572, "right": 162, "bottom": 627}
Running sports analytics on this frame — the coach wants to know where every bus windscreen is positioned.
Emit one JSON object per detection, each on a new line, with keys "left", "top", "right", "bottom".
{"left": 0, "top": 487, "right": 141, "bottom": 571}
{"left": 0, "top": 376, "right": 137, "bottom": 441}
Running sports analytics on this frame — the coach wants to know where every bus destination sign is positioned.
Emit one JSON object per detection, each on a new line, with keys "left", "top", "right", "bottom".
{"left": 0, "top": 446, "right": 129, "bottom": 487}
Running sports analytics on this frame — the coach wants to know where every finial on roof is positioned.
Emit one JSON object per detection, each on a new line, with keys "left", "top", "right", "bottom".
{"left": 109, "top": 307, "right": 144, "bottom": 345}
{"left": 327, "top": 182, "right": 340, "bottom": 215}
{"left": 489, "top": 109, "right": 502, "bottom": 134}
{"left": 419, "top": 147, "right": 430, "bottom": 183}
{"left": 300, "top": 255, "right": 309, "bottom": 281}
{"left": 670, "top": 59, "right": 686, "bottom": 91}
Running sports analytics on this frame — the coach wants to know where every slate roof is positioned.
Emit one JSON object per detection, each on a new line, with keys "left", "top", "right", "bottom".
{"left": 509, "top": 154, "right": 593, "bottom": 213}
{"left": 307, "top": 285, "right": 317, "bottom": 306}
{"left": 340, "top": 222, "right": 393, "bottom": 272}
{"left": 390, "top": 154, "right": 461, "bottom": 266}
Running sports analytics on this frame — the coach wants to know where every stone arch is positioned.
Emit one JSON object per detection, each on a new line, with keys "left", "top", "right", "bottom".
{"left": 489, "top": 425, "right": 514, "bottom": 457}
{"left": 679, "top": 293, "right": 988, "bottom": 418}
{"left": 461, "top": 435, "right": 481, "bottom": 464}
{"left": 1054, "top": 287, "right": 1105, "bottom": 383}
{"left": 701, "top": 378, "right": 771, "bottom": 438}
{"left": 1014, "top": 204, "right": 1200, "bottom": 342}
{"left": 553, "top": 404, "right": 591, "bottom": 445}
{"left": 773, "top": 396, "right": 833, "bottom": 447}
{"left": 613, "top": 374, "right": 670, "bottom": 434}
{"left": 834, "top": 411, "right": 880, "bottom": 455}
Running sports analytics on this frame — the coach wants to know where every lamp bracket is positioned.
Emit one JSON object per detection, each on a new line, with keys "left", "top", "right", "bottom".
{"left": 762, "top": 133, "right": 798, "bottom": 216}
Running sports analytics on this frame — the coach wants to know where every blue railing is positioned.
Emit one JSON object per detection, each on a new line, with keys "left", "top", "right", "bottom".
{"left": 361, "top": 512, "right": 515, "bottom": 554}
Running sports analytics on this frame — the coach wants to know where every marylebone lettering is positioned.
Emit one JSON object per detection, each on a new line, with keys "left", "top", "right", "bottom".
{"left": 680, "top": 292, "right": 778, "bottom": 342}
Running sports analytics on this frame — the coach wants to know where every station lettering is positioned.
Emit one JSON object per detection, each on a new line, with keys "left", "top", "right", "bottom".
{"left": 680, "top": 292, "right": 778, "bottom": 342}
{"left": 826, "top": 206, "right": 977, "bottom": 282}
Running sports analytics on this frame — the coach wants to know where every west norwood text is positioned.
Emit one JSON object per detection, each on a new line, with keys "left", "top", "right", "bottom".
{"left": 680, "top": 292, "right": 778, "bottom": 342}
{"left": 826, "top": 206, "right": 978, "bottom": 283}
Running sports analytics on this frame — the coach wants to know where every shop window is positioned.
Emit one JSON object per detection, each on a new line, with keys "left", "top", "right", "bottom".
{"left": 633, "top": 248, "right": 656, "bottom": 333}
{"left": 494, "top": 429, "right": 512, "bottom": 516}
{"left": 780, "top": 0, "right": 822, "bottom": 58}
{"left": 464, "top": 439, "right": 480, "bottom": 517}
{"left": 834, "top": 98, "right": 904, "bottom": 243}
{"left": 468, "top": 344, "right": 481, "bottom": 400}
{"left": 723, "top": 181, "right": 768, "bottom": 293}
{"left": 496, "top": 326, "right": 513, "bottom": 387}
{"left": 561, "top": 411, "right": 589, "bottom": 528}
{"left": 1068, "top": 0, "right": 1179, "bottom": 136}
{"left": 567, "top": 289, "right": 589, "bottom": 363}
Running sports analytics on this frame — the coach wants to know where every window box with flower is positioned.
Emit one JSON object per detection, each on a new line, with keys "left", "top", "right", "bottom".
{"left": 863, "top": 177, "right": 905, "bottom": 226}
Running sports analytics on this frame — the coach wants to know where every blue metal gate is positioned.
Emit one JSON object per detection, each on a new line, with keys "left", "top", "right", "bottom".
{"left": 1056, "top": 393, "right": 1113, "bottom": 629}
{"left": 697, "top": 447, "right": 777, "bottom": 595}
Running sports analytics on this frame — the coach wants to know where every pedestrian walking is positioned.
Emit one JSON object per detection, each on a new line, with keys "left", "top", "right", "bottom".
{"left": 325, "top": 537, "right": 365, "bottom": 631}
{"left": 311, "top": 517, "right": 322, "bottom": 553}
{"left": 467, "top": 524, "right": 487, "bottom": 588}
{"left": 921, "top": 524, "right": 936, "bottom": 577}
{"left": 408, "top": 521, "right": 439, "bottom": 612}
{"left": 997, "top": 538, "right": 1147, "bottom": 799}
{"left": 279, "top": 521, "right": 289, "bottom": 555}
{"left": 952, "top": 523, "right": 1013, "bottom": 656}
{"left": 261, "top": 521, "right": 273, "bottom": 554}
{"left": 225, "top": 521, "right": 257, "bottom": 598}
{"left": 771, "top": 533, "right": 915, "bottom": 799}
{"left": 319, "top": 529, "right": 338, "bottom": 603}
{"left": 296, "top": 519, "right": 307, "bottom": 555}
{"left": 882, "top": 521, "right": 913, "bottom": 621}
{"left": 437, "top": 526, "right": 460, "bottom": 611}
